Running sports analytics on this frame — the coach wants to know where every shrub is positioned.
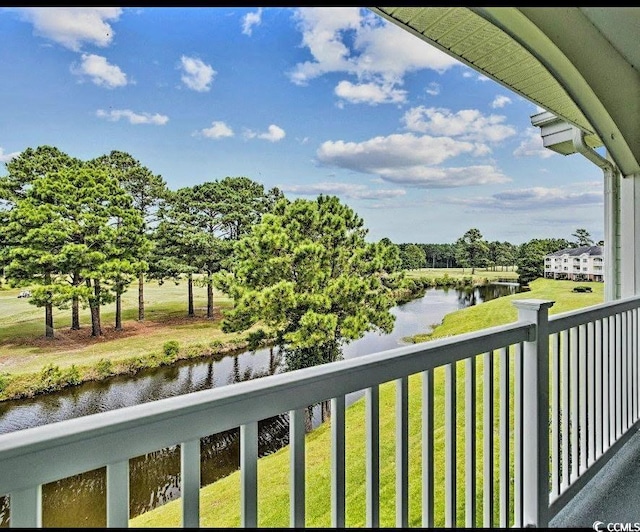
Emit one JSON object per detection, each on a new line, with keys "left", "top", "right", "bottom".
{"left": 0, "top": 372, "right": 11, "bottom": 393}
{"left": 163, "top": 340, "right": 180, "bottom": 362}
{"left": 572, "top": 285, "right": 593, "bottom": 293}
{"left": 209, "top": 339, "right": 223, "bottom": 350}
{"left": 62, "top": 365, "right": 81, "bottom": 386}
{"left": 40, "top": 364, "right": 63, "bottom": 390}
{"left": 95, "top": 358, "right": 113, "bottom": 378}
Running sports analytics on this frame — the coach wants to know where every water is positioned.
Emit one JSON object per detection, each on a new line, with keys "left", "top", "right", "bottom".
{"left": 0, "top": 283, "right": 519, "bottom": 527}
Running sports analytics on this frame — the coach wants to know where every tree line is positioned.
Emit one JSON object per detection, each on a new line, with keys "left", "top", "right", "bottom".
{"left": 393, "top": 227, "right": 599, "bottom": 284}
{"left": 0, "top": 145, "right": 284, "bottom": 337}
{"left": 0, "top": 144, "right": 404, "bottom": 362}
{"left": 0, "top": 145, "right": 598, "bottom": 374}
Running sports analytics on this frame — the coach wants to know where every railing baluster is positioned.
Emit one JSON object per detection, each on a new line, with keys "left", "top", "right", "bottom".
{"left": 499, "top": 347, "right": 509, "bottom": 527}
{"left": 624, "top": 311, "right": 633, "bottom": 432}
{"left": 622, "top": 312, "right": 628, "bottom": 432}
{"left": 240, "top": 423, "right": 257, "bottom": 528}
{"left": 289, "top": 408, "right": 305, "bottom": 528}
{"left": 595, "top": 318, "right": 603, "bottom": 460}
{"left": 9, "top": 486, "right": 41, "bottom": 528}
{"left": 514, "top": 343, "right": 523, "bottom": 528}
{"left": 366, "top": 385, "right": 380, "bottom": 528}
{"left": 331, "top": 395, "right": 346, "bottom": 528}
{"left": 465, "top": 357, "right": 477, "bottom": 528}
{"left": 615, "top": 313, "right": 622, "bottom": 439}
{"left": 396, "top": 377, "right": 409, "bottom": 528}
{"left": 632, "top": 309, "right": 636, "bottom": 424}
{"left": 561, "top": 329, "right": 570, "bottom": 492}
{"left": 610, "top": 314, "right": 617, "bottom": 445}
{"left": 579, "top": 323, "right": 587, "bottom": 474}
{"left": 551, "top": 332, "right": 561, "bottom": 497}
{"left": 483, "top": 351, "right": 494, "bottom": 528}
{"left": 605, "top": 315, "right": 612, "bottom": 451}
{"left": 631, "top": 309, "right": 640, "bottom": 423}
{"left": 106, "top": 460, "right": 129, "bottom": 528}
{"left": 570, "top": 326, "right": 579, "bottom": 483}
{"left": 445, "top": 363, "right": 456, "bottom": 528}
{"left": 422, "top": 370, "right": 434, "bottom": 529}
{"left": 587, "top": 321, "right": 595, "bottom": 467}
{"left": 182, "top": 438, "right": 201, "bottom": 528}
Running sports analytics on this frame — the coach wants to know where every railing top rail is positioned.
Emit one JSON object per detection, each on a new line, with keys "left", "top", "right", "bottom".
{"left": 548, "top": 294, "right": 640, "bottom": 334}
{"left": 0, "top": 320, "right": 532, "bottom": 495}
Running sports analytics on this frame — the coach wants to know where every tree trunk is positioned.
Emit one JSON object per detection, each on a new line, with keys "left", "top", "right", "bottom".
{"left": 207, "top": 277, "right": 214, "bottom": 318}
{"left": 115, "top": 289, "right": 122, "bottom": 331}
{"left": 71, "top": 296, "right": 80, "bottom": 330}
{"left": 71, "top": 271, "right": 80, "bottom": 330}
{"left": 188, "top": 273, "right": 194, "bottom": 317}
{"left": 138, "top": 272, "right": 145, "bottom": 321}
{"left": 87, "top": 278, "right": 102, "bottom": 337}
{"left": 45, "top": 302, "right": 54, "bottom": 338}
{"left": 44, "top": 271, "right": 54, "bottom": 338}
{"left": 321, "top": 399, "right": 331, "bottom": 422}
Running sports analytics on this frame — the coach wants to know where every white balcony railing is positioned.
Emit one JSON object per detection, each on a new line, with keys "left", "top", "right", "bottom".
{"left": 0, "top": 296, "right": 639, "bottom": 527}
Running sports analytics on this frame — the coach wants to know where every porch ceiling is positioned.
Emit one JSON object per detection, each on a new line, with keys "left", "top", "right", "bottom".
{"left": 370, "top": 7, "right": 640, "bottom": 176}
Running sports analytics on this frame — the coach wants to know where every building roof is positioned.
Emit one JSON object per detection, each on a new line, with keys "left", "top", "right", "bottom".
{"left": 546, "top": 245, "right": 603, "bottom": 257}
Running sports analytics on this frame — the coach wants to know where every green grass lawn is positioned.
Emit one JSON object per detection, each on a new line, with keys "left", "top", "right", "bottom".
{"left": 128, "top": 278, "right": 604, "bottom": 528}
{"left": 405, "top": 267, "right": 519, "bottom": 282}
{"left": 0, "top": 279, "right": 246, "bottom": 377}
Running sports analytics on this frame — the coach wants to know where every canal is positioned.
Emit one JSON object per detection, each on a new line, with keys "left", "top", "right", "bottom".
{"left": 0, "top": 283, "right": 521, "bottom": 527}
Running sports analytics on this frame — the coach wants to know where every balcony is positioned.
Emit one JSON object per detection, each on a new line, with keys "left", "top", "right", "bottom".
{"left": 2, "top": 6, "right": 640, "bottom": 528}
{"left": 1, "top": 295, "right": 639, "bottom": 527}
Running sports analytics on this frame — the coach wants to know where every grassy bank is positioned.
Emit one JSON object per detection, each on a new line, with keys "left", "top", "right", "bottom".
{"left": 408, "top": 277, "right": 602, "bottom": 343}
{"left": 0, "top": 275, "right": 431, "bottom": 401}
{"left": 129, "top": 278, "right": 603, "bottom": 527}
{"left": 0, "top": 280, "right": 259, "bottom": 400}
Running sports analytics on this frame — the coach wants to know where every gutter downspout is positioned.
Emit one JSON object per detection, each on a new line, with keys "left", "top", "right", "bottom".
{"left": 572, "top": 127, "right": 620, "bottom": 301}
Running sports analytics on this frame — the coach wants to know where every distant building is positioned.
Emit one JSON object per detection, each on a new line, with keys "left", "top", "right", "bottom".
{"left": 544, "top": 245, "right": 604, "bottom": 282}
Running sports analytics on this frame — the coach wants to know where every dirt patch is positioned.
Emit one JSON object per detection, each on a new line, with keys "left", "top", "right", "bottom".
{"left": 8, "top": 309, "right": 224, "bottom": 351}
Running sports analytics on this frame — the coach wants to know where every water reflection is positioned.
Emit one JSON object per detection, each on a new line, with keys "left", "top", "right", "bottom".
{"left": 0, "top": 283, "right": 520, "bottom": 527}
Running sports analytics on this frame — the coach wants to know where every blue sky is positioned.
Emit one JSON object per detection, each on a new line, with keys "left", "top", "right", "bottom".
{"left": 0, "top": 7, "right": 605, "bottom": 245}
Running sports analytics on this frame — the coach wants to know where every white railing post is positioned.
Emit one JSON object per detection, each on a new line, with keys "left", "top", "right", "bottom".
{"left": 513, "top": 299, "right": 554, "bottom": 528}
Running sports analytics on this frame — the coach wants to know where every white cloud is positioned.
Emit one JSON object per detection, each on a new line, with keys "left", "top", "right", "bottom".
{"left": 179, "top": 56, "right": 215, "bottom": 92}
{"left": 492, "top": 95, "right": 512, "bottom": 108}
{"left": 96, "top": 109, "right": 168, "bottom": 125}
{"left": 73, "top": 53, "right": 127, "bottom": 88}
{"left": 316, "top": 133, "right": 510, "bottom": 188}
{"left": 318, "top": 133, "right": 474, "bottom": 168}
{"left": 513, "top": 128, "right": 556, "bottom": 158}
{"left": 334, "top": 80, "right": 406, "bottom": 105}
{"left": 378, "top": 165, "right": 511, "bottom": 188}
{"left": 0, "top": 147, "right": 20, "bottom": 163}
{"left": 445, "top": 183, "right": 603, "bottom": 210}
{"left": 244, "top": 124, "right": 286, "bottom": 142}
{"left": 425, "top": 82, "right": 440, "bottom": 96}
{"left": 17, "top": 7, "right": 122, "bottom": 51}
{"left": 242, "top": 8, "right": 262, "bottom": 36}
{"left": 402, "top": 106, "right": 516, "bottom": 143}
{"left": 280, "top": 181, "right": 406, "bottom": 200}
{"left": 289, "top": 7, "right": 459, "bottom": 105}
{"left": 197, "top": 121, "right": 234, "bottom": 139}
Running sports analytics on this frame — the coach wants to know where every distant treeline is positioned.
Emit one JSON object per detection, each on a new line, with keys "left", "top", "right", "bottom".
{"left": 390, "top": 226, "right": 599, "bottom": 284}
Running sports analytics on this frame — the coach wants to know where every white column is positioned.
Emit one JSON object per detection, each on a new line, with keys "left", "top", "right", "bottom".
{"left": 619, "top": 173, "right": 640, "bottom": 297}
{"left": 513, "top": 299, "right": 554, "bottom": 528}
{"left": 603, "top": 164, "right": 621, "bottom": 300}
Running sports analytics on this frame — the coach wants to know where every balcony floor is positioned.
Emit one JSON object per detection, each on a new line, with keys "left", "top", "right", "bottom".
{"left": 550, "top": 427, "right": 640, "bottom": 528}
